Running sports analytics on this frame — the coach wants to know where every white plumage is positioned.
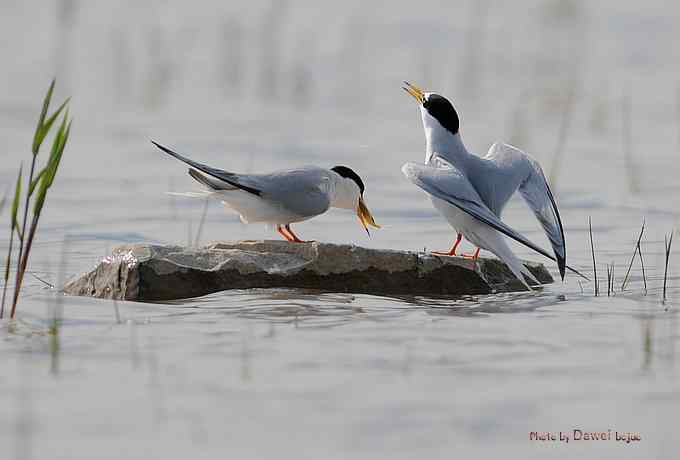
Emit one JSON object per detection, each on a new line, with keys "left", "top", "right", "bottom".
{"left": 152, "top": 141, "right": 379, "bottom": 242}
{"left": 402, "top": 82, "right": 585, "bottom": 288}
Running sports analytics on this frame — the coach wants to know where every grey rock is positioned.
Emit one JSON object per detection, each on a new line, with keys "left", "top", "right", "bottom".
{"left": 63, "top": 240, "right": 554, "bottom": 301}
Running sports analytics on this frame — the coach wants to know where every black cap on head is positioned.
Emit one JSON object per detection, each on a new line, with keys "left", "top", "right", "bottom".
{"left": 331, "top": 166, "right": 365, "bottom": 195}
{"left": 423, "top": 94, "right": 460, "bottom": 135}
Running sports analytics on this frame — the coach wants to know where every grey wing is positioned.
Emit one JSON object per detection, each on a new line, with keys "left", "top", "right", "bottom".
{"left": 478, "top": 142, "right": 533, "bottom": 216}
{"left": 152, "top": 141, "right": 330, "bottom": 218}
{"left": 152, "top": 141, "right": 263, "bottom": 195}
{"left": 487, "top": 143, "right": 567, "bottom": 280}
{"left": 518, "top": 159, "right": 567, "bottom": 280}
{"left": 402, "top": 161, "right": 586, "bottom": 280}
{"left": 256, "top": 167, "right": 331, "bottom": 218}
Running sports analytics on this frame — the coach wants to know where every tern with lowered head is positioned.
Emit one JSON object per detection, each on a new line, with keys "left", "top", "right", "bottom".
{"left": 401, "top": 81, "right": 585, "bottom": 289}
{"left": 151, "top": 141, "right": 380, "bottom": 243}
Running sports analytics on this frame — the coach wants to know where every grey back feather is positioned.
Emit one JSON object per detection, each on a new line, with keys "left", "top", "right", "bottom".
{"left": 246, "top": 167, "right": 332, "bottom": 218}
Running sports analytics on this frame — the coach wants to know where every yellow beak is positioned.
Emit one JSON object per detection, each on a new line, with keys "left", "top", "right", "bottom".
{"left": 402, "top": 81, "right": 426, "bottom": 105}
{"left": 357, "top": 196, "right": 380, "bottom": 236}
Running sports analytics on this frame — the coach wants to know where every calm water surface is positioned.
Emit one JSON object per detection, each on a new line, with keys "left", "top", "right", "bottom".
{"left": 1, "top": 1, "right": 679, "bottom": 458}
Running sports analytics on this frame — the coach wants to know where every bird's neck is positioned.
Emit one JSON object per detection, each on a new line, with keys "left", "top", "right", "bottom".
{"left": 425, "top": 130, "right": 470, "bottom": 166}
{"left": 328, "top": 173, "right": 357, "bottom": 210}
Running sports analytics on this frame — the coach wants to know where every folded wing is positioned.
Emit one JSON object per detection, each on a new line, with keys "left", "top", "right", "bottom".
{"left": 151, "top": 140, "right": 263, "bottom": 196}
{"left": 152, "top": 140, "right": 330, "bottom": 219}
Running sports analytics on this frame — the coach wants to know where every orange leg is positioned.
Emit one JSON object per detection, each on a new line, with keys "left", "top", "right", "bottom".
{"left": 277, "top": 225, "right": 294, "bottom": 242}
{"left": 432, "top": 233, "right": 463, "bottom": 257}
{"left": 285, "top": 224, "right": 311, "bottom": 243}
{"left": 461, "top": 248, "right": 481, "bottom": 260}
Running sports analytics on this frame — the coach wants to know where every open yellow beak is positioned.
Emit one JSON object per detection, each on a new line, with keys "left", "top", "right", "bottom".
{"left": 357, "top": 196, "right": 380, "bottom": 236}
{"left": 402, "top": 81, "right": 426, "bottom": 105}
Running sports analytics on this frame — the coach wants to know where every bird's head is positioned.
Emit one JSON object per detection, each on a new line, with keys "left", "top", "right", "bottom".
{"left": 330, "top": 166, "right": 380, "bottom": 236}
{"left": 402, "top": 81, "right": 460, "bottom": 138}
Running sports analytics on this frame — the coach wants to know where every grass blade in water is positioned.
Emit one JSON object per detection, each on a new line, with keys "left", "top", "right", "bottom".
{"left": 621, "top": 220, "right": 645, "bottom": 291}
{"left": 663, "top": 231, "right": 674, "bottom": 304}
{"left": 589, "top": 217, "right": 599, "bottom": 296}
{"left": 1, "top": 166, "right": 23, "bottom": 319}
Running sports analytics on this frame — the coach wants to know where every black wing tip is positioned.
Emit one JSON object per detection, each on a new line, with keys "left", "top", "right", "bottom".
{"left": 557, "top": 255, "right": 566, "bottom": 281}
{"left": 151, "top": 141, "right": 263, "bottom": 197}
{"left": 150, "top": 139, "right": 173, "bottom": 154}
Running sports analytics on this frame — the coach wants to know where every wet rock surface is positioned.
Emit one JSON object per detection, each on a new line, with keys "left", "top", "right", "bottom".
{"left": 63, "top": 240, "right": 554, "bottom": 301}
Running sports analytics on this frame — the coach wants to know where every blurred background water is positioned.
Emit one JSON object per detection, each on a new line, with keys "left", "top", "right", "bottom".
{"left": 1, "top": 0, "right": 679, "bottom": 458}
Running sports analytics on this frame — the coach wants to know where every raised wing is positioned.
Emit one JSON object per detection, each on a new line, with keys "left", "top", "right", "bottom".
{"left": 486, "top": 142, "right": 567, "bottom": 280}
{"left": 402, "top": 160, "right": 586, "bottom": 280}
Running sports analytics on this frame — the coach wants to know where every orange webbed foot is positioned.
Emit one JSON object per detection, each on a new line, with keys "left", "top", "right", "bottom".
{"left": 461, "top": 248, "right": 481, "bottom": 260}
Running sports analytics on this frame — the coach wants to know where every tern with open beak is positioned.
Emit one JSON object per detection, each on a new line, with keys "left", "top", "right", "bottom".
{"left": 151, "top": 141, "right": 380, "bottom": 243}
{"left": 401, "top": 82, "right": 586, "bottom": 289}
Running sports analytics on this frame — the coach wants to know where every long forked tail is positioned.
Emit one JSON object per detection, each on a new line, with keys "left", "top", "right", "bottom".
{"left": 164, "top": 169, "right": 232, "bottom": 199}
{"left": 188, "top": 168, "right": 237, "bottom": 191}
{"left": 488, "top": 239, "right": 541, "bottom": 291}
{"left": 166, "top": 190, "right": 212, "bottom": 199}
{"left": 504, "top": 253, "right": 540, "bottom": 291}
{"left": 165, "top": 169, "right": 229, "bottom": 199}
